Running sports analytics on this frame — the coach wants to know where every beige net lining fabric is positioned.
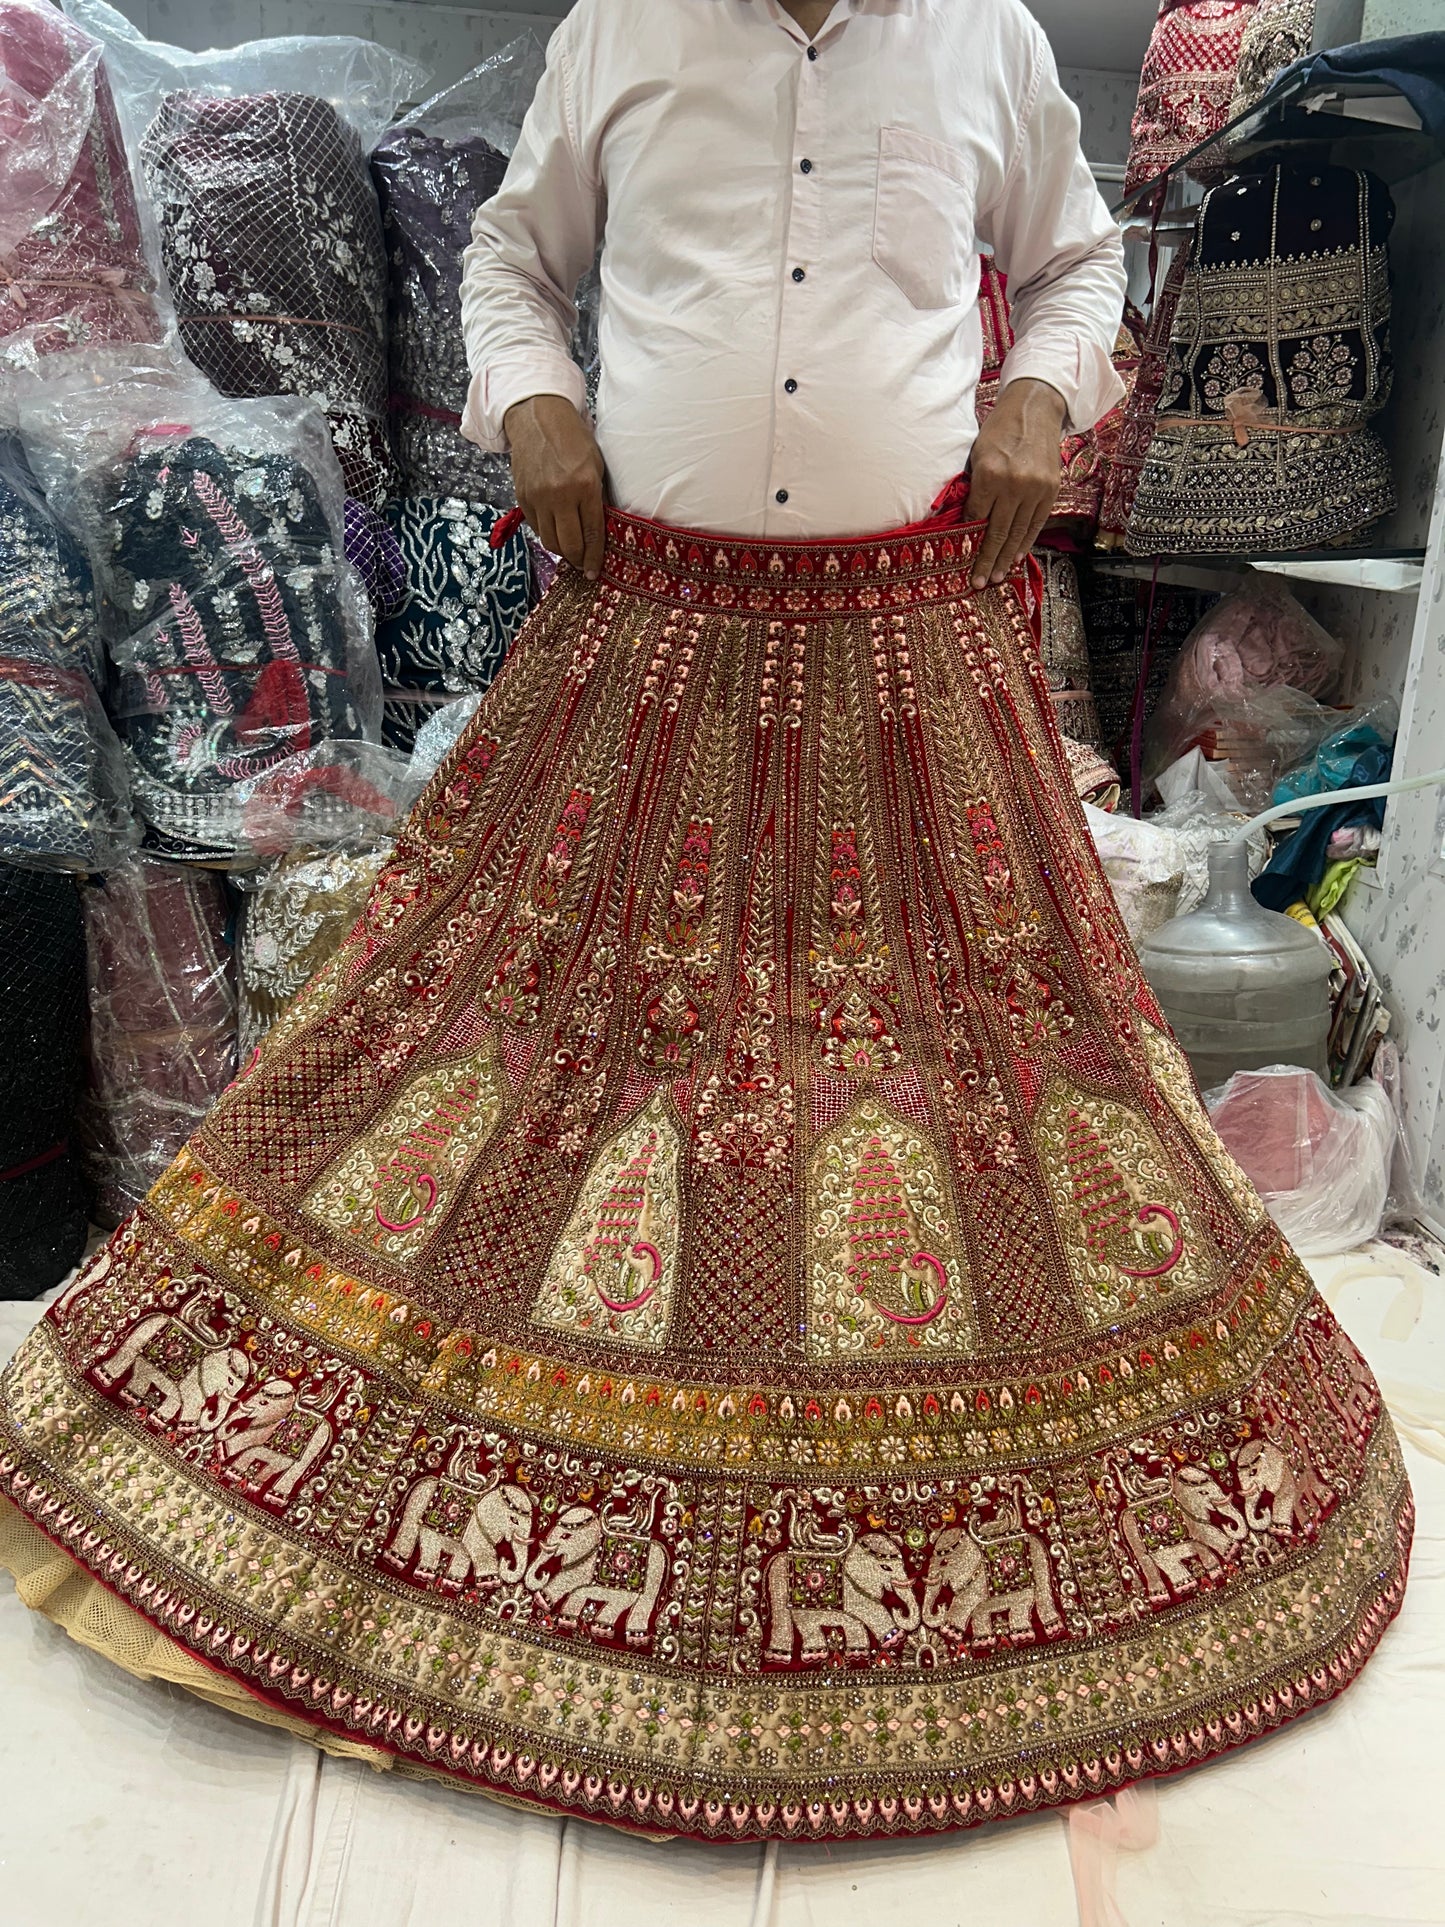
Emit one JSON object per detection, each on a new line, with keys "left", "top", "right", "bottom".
{"left": 0, "top": 1493, "right": 386, "bottom": 1762}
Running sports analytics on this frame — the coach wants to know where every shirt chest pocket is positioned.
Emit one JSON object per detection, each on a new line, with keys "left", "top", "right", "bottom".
{"left": 872, "top": 125, "right": 978, "bottom": 312}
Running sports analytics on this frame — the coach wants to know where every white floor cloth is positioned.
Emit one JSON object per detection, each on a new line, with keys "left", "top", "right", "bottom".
{"left": 3, "top": 1247, "right": 1442, "bottom": 1927}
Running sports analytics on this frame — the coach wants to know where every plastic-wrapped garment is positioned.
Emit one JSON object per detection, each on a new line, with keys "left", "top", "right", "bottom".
{"left": 1205, "top": 1065, "right": 1394, "bottom": 1256}
{"left": 1142, "top": 581, "right": 1346, "bottom": 798}
{"left": 1084, "top": 801, "right": 1189, "bottom": 941}
{"left": 236, "top": 843, "right": 388, "bottom": 1058}
{"left": 372, "top": 125, "right": 511, "bottom": 503}
{"left": 972, "top": 257, "right": 1144, "bottom": 542}
{"left": 0, "top": 435, "right": 133, "bottom": 869}
{"left": 1128, "top": 164, "right": 1396, "bottom": 555}
{"left": 1076, "top": 568, "right": 1218, "bottom": 767}
{"left": 21, "top": 370, "right": 382, "bottom": 865}
{"left": 1227, "top": 0, "right": 1315, "bottom": 119}
{"left": 0, "top": 863, "right": 88, "bottom": 1296}
{"left": 1097, "top": 248, "right": 1190, "bottom": 551}
{"left": 1124, "top": 1, "right": 1259, "bottom": 198}
{"left": 104, "top": 430, "right": 376, "bottom": 862}
{"left": 0, "top": 0, "right": 164, "bottom": 372}
{"left": 370, "top": 40, "right": 551, "bottom": 506}
{"left": 1271, "top": 697, "right": 1398, "bottom": 806}
{"left": 141, "top": 91, "right": 397, "bottom": 509}
{"left": 79, "top": 857, "right": 236, "bottom": 1228}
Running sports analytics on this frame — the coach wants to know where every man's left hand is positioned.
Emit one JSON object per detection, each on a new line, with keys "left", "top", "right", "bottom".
{"left": 968, "top": 377, "right": 1067, "bottom": 589}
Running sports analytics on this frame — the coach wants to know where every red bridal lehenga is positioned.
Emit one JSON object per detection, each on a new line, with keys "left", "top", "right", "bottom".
{"left": 0, "top": 512, "right": 1411, "bottom": 1842}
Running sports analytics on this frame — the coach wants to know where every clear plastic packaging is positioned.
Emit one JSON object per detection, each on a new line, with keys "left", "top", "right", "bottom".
{"left": 61, "top": 0, "right": 429, "bottom": 507}
{"left": 1204, "top": 1064, "right": 1395, "bottom": 1256}
{"left": 1143, "top": 582, "right": 1347, "bottom": 807}
{"left": 1271, "top": 696, "right": 1399, "bottom": 807}
{"left": 78, "top": 855, "right": 237, "bottom": 1227}
{"left": 407, "top": 689, "right": 480, "bottom": 784}
{"left": 0, "top": 0, "right": 166, "bottom": 372}
{"left": 60, "top": 0, "right": 429, "bottom": 154}
{"left": 17, "top": 353, "right": 382, "bottom": 865}
{"left": 236, "top": 840, "right": 389, "bottom": 1057}
{"left": 372, "top": 38, "right": 545, "bottom": 504}
{"left": 1084, "top": 801, "right": 1188, "bottom": 943}
{"left": 0, "top": 432, "right": 135, "bottom": 869}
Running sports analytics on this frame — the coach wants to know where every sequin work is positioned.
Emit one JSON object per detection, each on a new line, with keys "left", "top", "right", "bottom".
{"left": 0, "top": 511, "right": 1411, "bottom": 1843}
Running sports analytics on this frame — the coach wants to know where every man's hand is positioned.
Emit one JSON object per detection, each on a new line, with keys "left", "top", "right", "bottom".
{"left": 504, "top": 394, "right": 607, "bottom": 580}
{"left": 968, "top": 377, "right": 1067, "bottom": 589}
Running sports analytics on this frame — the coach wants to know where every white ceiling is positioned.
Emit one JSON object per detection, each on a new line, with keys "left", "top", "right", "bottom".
{"left": 1023, "top": 0, "right": 1156, "bottom": 72}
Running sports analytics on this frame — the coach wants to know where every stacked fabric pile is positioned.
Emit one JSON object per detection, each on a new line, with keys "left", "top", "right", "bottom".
{"left": 0, "top": 0, "right": 163, "bottom": 371}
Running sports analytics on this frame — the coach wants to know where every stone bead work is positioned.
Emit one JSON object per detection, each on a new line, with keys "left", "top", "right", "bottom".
{"left": 1128, "top": 164, "right": 1396, "bottom": 555}
{"left": 0, "top": 509, "right": 1411, "bottom": 1845}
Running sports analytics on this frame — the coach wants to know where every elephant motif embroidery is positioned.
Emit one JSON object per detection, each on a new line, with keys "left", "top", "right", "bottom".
{"left": 92, "top": 1296, "right": 250, "bottom": 1433}
{"left": 384, "top": 1446, "right": 535, "bottom": 1592}
{"left": 764, "top": 1506, "right": 919, "bottom": 1662}
{"left": 524, "top": 1489, "right": 667, "bottom": 1647}
{"left": 1036, "top": 1081, "right": 1215, "bottom": 1327}
{"left": 806, "top": 1099, "right": 976, "bottom": 1360}
{"left": 303, "top": 1044, "right": 504, "bottom": 1262}
{"left": 1117, "top": 1458, "right": 1247, "bottom": 1602}
{"left": 1236, "top": 1431, "right": 1334, "bottom": 1539}
{"left": 212, "top": 1377, "right": 336, "bottom": 1502}
{"left": 529, "top": 1092, "right": 682, "bottom": 1349}
{"left": 921, "top": 1488, "right": 1063, "bottom": 1646}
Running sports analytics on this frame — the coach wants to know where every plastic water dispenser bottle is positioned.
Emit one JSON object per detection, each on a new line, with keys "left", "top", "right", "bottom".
{"left": 1137, "top": 839, "right": 1334, "bottom": 1089}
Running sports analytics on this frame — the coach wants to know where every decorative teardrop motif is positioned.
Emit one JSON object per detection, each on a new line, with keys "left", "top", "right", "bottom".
{"left": 1036, "top": 1079, "right": 1216, "bottom": 1326}
{"left": 529, "top": 1092, "right": 682, "bottom": 1350}
{"left": 303, "top": 1045, "right": 504, "bottom": 1262}
{"left": 806, "top": 1099, "right": 975, "bottom": 1360}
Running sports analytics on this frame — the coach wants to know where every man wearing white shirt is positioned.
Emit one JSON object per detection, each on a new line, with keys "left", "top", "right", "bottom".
{"left": 460, "top": 0, "right": 1127, "bottom": 580}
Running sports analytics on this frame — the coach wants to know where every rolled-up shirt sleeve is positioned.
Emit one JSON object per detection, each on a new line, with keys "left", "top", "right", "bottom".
{"left": 978, "top": 25, "right": 1127, "bottom": 435}
{"left": 459, "top": 22, "right": 602, "bottom": 452}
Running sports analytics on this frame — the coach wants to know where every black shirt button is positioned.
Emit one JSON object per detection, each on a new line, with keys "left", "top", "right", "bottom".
{"left": 807, "top": 45, "right": 818, "bottom": 60}
{"left": 775, "top": 489, "right": 790, "bottom": 504}
{"left": 791, "top": 266, "right": 805, "bottom": 282}
{"left": 799, "top": 158, "right": 813, "bottom": 174}
{"left": 784, "top": 378, "right": 798, "bottom": 394}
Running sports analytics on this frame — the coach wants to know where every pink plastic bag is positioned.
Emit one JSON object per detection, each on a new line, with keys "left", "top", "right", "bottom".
{"left": 1205, "top": 1064, "right": 1394, "bottom": 1255}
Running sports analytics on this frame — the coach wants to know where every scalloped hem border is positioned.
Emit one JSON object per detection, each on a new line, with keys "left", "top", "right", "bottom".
{"left": 0, "top": 1473, "right": 1415, "bottom": 1846}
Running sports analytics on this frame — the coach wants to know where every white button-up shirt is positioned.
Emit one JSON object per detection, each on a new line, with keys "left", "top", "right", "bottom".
{"left": 460, "top": 0, "right": 1127, "bottom": 538}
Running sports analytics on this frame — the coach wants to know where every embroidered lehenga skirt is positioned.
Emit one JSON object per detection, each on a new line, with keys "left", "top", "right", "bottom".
{"left": 0, "top": 513, "right": 1411, "bottom": 1843}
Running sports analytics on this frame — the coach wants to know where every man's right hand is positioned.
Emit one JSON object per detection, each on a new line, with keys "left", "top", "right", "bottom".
{"left": 504, "top": 394, "right": 607, "bottom": 580}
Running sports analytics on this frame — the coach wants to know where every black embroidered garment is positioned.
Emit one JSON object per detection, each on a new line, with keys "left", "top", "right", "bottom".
{"left": 98, "top": 432, "right": 369, "bottom": 863}
{"left": 1127, "top": 163, "right": 1396, "bottom": 555}
{"left": 0, "top": 438, "right": 128, "bottom": 870}
{"left": 0, "top": 863, "right": 89, "bottom": 1298}
{"left": 141, "top": 91, "right": 398, "bottom": 509}
{"left": 374, "top": 497, "right": 531, "bottom": 697}
{"left": 371, "top": 126, "right": 513, "bottom": 505}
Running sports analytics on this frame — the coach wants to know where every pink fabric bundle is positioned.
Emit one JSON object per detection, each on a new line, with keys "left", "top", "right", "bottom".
{"left": 1124, "top": 0, "right": 1259, "bottom": 197}
{"left": 0, "top": 0, "right": 162, "bottom": 369}
{"left": 1142, "top": 580, "right": 1347, "bottom": 805}
{"left": 79, "top": 858, "right": 237, "bottom": 1227}
{"left": 1160, "top": 579, "right": 1345, "bottom": 712}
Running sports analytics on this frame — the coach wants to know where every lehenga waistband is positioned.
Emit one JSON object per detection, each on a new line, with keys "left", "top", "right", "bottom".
{"left": 598, "top": 505, "right": 996, "bottom": 619}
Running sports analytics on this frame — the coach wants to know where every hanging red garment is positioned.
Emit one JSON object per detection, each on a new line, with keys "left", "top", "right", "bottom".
{"left": 1124, "top": 1, "right": 1260, "bottom": 198}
